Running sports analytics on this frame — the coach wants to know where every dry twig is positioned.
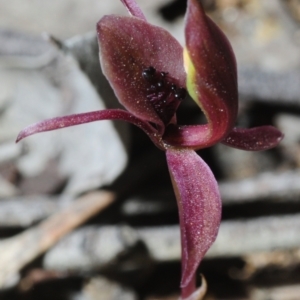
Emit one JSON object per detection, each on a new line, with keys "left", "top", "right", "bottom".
{"left": 44, "top": 213, "right": 300, "bottom": 271}
{"left": 0, "top": 190, "right": 114, "bottom": 289}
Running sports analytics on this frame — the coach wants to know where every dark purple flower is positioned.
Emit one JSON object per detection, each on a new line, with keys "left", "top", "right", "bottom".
{"left": 17, "top": 0, "right": 283, "bottom": 298}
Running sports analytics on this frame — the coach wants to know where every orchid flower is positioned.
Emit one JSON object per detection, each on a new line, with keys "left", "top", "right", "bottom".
{"left": 17, "top": 0, "right": 283, "bottom": 299}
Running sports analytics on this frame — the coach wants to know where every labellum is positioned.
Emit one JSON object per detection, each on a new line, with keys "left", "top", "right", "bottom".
{"left": 142, "top": 66, "right": 187, "bottom": 125}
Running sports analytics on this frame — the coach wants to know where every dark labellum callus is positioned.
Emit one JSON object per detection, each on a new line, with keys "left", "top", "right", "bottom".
{"left": 157, "top": 80, "right": 164, "bottom": 88}
{"left": 142, "top": 66, "right": 156, "bottom": 81}
{"left": 160, "top": 72, "right": 167, "bottom": 78}
{"left": 174, "top": 87, "right": 186, "bottom": 99}
{"left": 142, "top": 66, "right": 186, "bottom": 125}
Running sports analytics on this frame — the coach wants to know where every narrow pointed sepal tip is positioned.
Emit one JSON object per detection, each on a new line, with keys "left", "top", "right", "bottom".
{"left": 15, "top": 117, "right": 68, "bottom": 143}
{"left": 16, "top": 124, "right": 49, "bottom": 143}
{"left": 120, "top": 0, "right": 147, "bottom": 20}
{"left": 180, "top": 275, "right": 207, "bottom": 300}
{"left": 16, "top": 130, "right": 28, "bottom": 143}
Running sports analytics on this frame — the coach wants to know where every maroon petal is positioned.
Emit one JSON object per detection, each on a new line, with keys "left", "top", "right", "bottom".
{"left": 184, "top": 0, "right": 238, "bottom": 144}
{"left": 166, "top": 148, "right": 221, "bottom": 297}
{"left": 16, "top": 109, "right": 164, "bottom": 149}
{"left": 97, "top": 15, "right": 185, "bottom": 128}
{"left": 163, "top": 124, "right": 217, "bottom": 150}
{"left": 221, "top": 126, "right": 284, "bottom": 151}
{"left": 120, "top": 0, "right": 146, "bottom": 20}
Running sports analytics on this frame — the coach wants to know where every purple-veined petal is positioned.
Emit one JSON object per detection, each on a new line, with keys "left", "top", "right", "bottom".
{"left": 221, "top": 126, "right": 284, "bottom": 151}
{"left": 184, "top": 0, "right": 238, "bottom": 144}
{"left": 97, "top": 15, "right": 185, "bottom": 129}
{"left": 120, "top": 0, "right": 146, "bottom": 21}
{"left": 16, "top": 109, "right": 164, "bottom": 149}
{"left": 166, "top": 148, "right": 221, "bottom": 298}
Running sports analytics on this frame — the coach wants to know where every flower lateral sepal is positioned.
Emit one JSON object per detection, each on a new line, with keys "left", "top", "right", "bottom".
{"left": 221, "top": 126, "right": 284, "bottom": 151}
{"left": 166, "top": 148, "right": 221, "bottom": 297}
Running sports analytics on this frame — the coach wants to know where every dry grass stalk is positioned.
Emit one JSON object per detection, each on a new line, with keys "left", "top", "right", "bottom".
{"left": 0, "top": 190, "right": 115, "bottom": 289}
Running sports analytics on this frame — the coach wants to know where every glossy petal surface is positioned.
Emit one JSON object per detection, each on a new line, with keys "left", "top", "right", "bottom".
{"left": 185, "top": 0, "right": 238, "bottom": 143}
{"left": 98, "top": 15, "right": 185, "bottom": 128}
{"left": 221, "top": 126, "right": 284, "bottom": 151}
{"left": 166, "top": 148, "right": 221, "bottom": 293}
